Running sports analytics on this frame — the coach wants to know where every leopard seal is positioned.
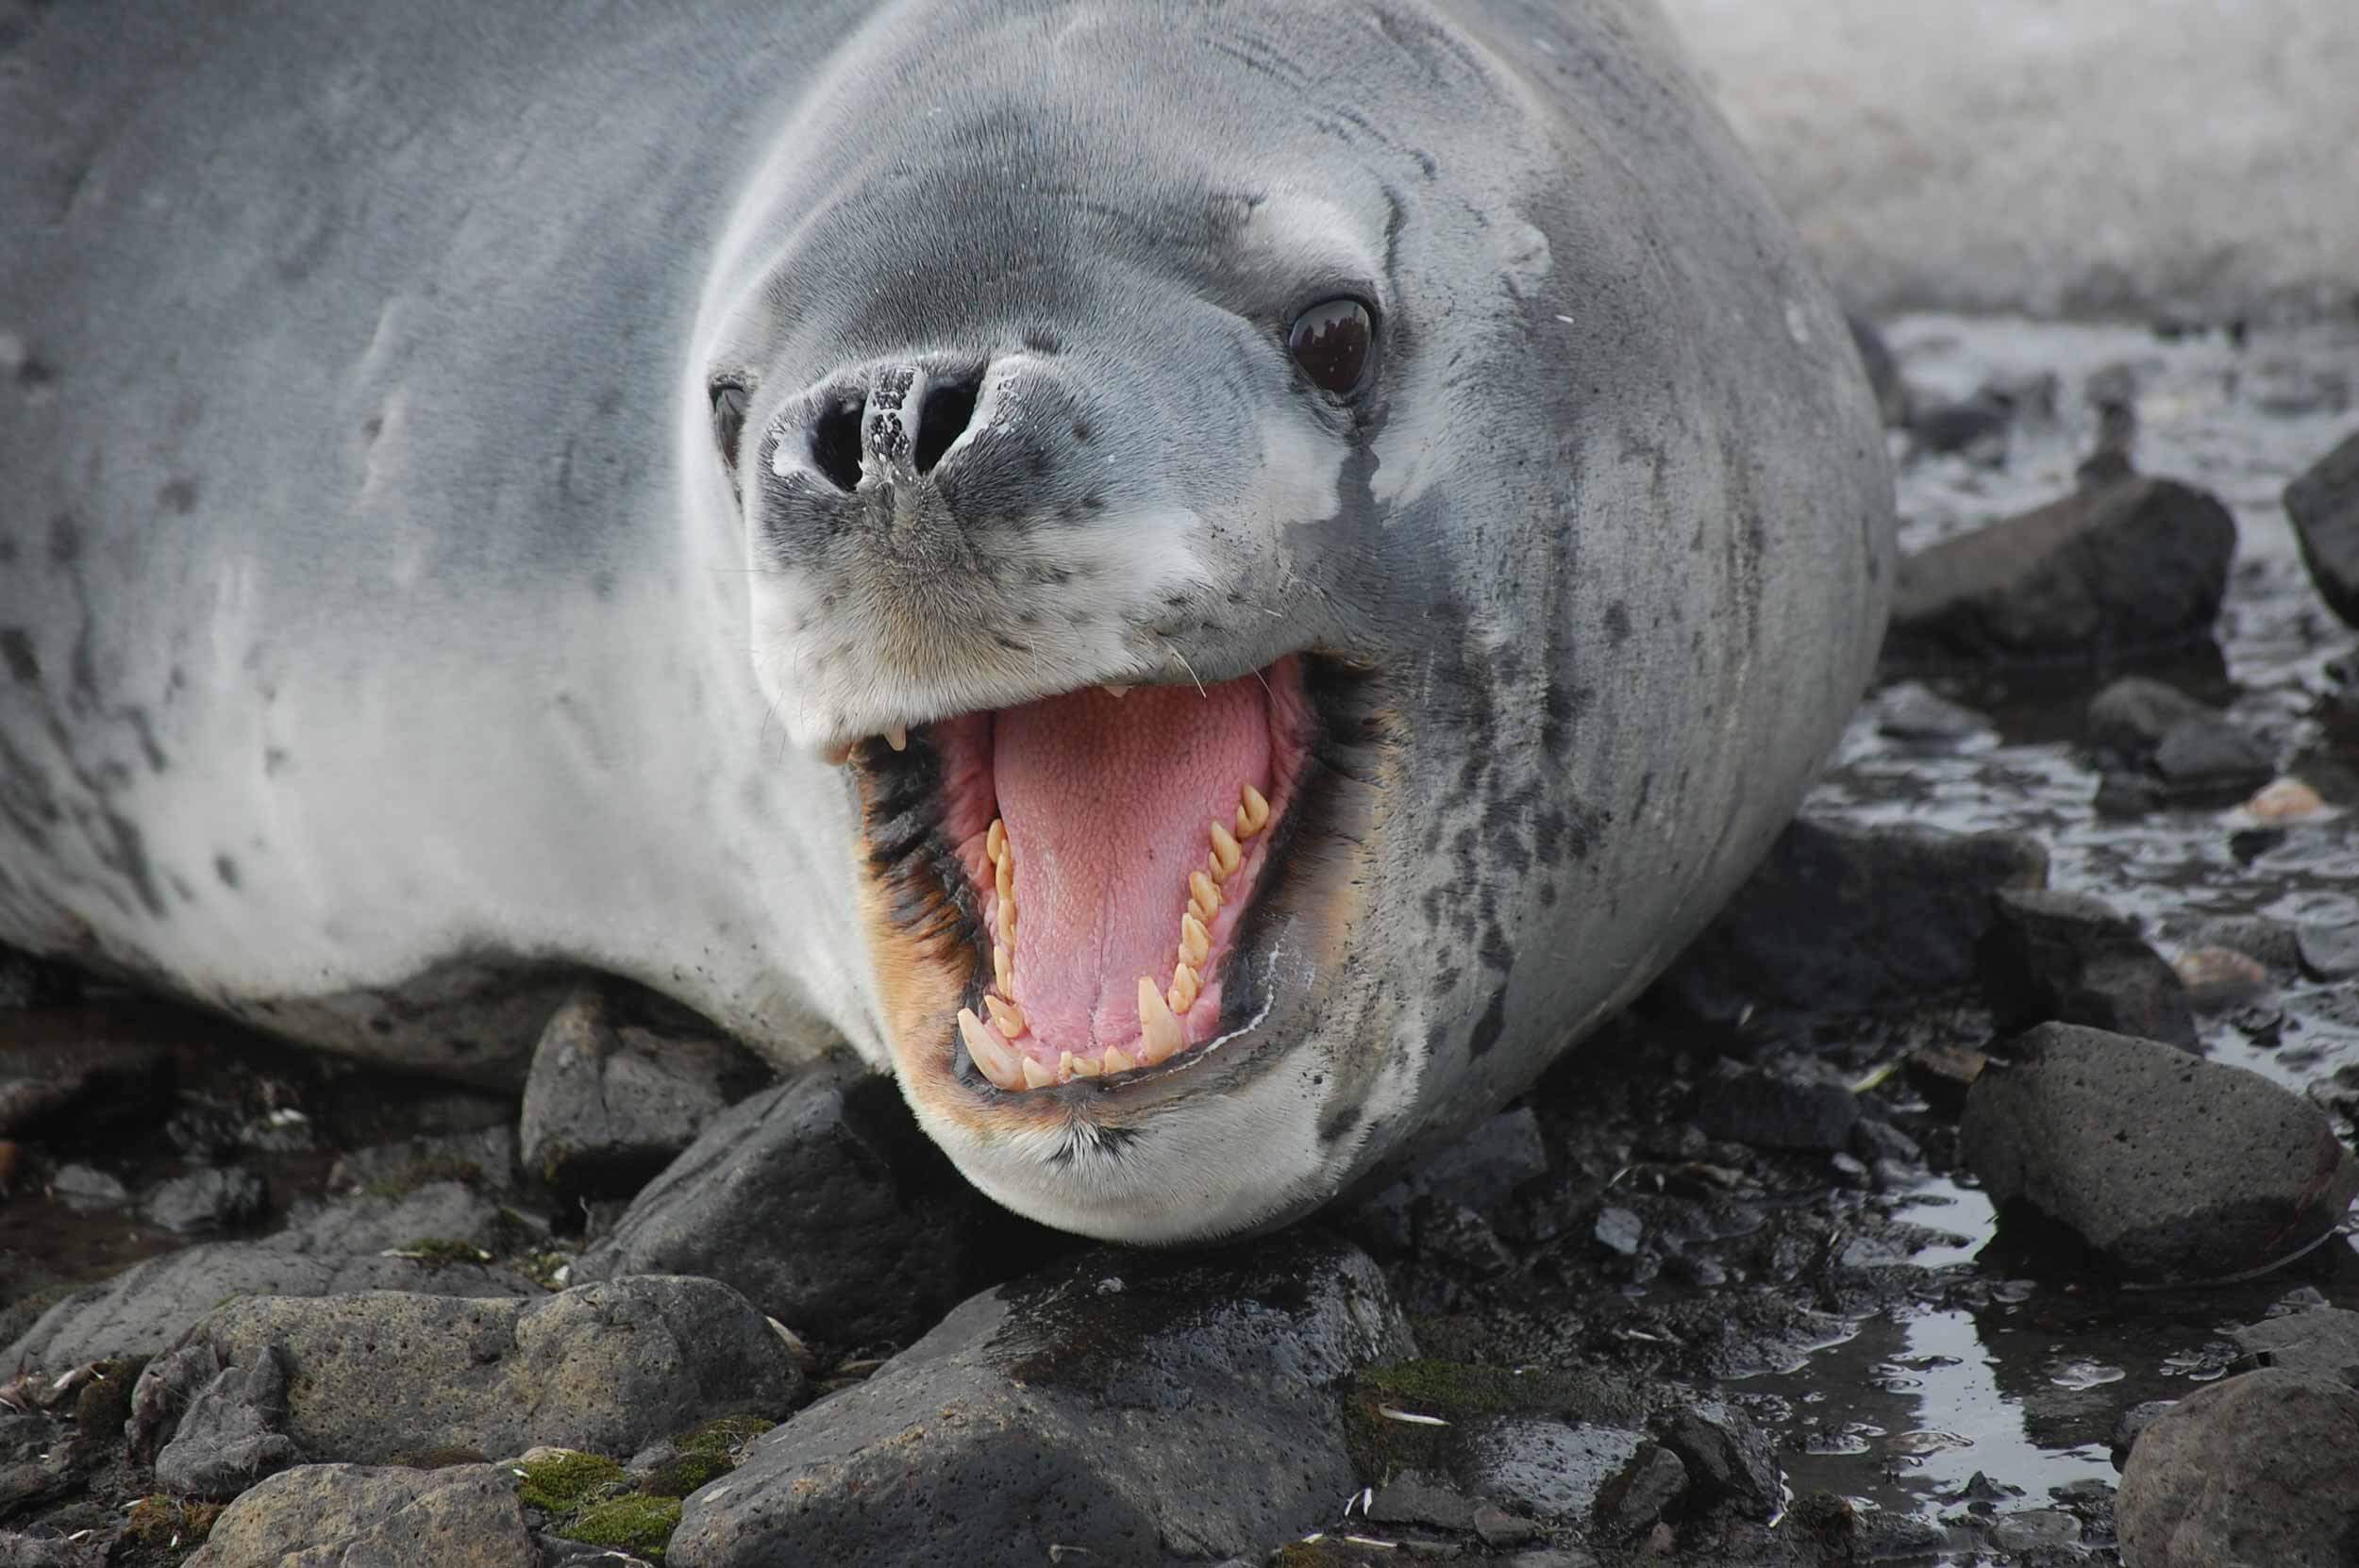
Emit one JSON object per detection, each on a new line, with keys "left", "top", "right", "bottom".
{"left": 0, "top": 0, "right": 1892, "bottom": 1242}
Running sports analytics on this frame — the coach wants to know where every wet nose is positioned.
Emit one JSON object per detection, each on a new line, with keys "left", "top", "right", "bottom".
{"left": 804, "top": 363, "right": 982, "bottom": 492}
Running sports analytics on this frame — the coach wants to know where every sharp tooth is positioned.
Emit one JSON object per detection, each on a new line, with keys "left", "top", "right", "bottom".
{"left": 823, "top": 740, "right": 855, "bottom": 766}
{"left": 958, "top": 1008, "right": 1025, "bottom": 1090}
{"left": 1020, "top": 1057, "right": 1057, "bottom": 1090}
{"left": 986, "top": 818, "right": 1007, "bottom": 863}
{"left": 1189, "top": 870, "right": 1220, "bottom": 915}
{"left": 997, "top": 903, "right": 1016, "bottom": 947}
{"left": 1238, "top": 783, "right": 1271, "bottom": 836}
{"left": 1102, "top": 1047, "right": 1136, "bottom": 1075}
{"left": 1209, "top": 822, "right": 1241, "bottom": 879}
{"left": 1168, "top": 962, "right": 1200, "bottom": 1015}
{"left": 993, "top": 942, "right": 1013, "bottom": 993}
{"left": 884, "top": 726, "right": 908, "bottom": 752}
{"left": 985, "top": 993, "right": 1027, "bottom": 1038}
{"left": 1189, "top": 891, "right": 1216, "bottom": 925}
{"left": 995, "top": 855, "right": 1014, "bottom": 912}
{"left": 1058, "top": 1051, "right": 1077, "bottom": 1082}
{"left": 1070, "top": 1052, "right": 1103, "bottom": 1078}
{"left": 1180, "top": 912, "right": 1210, "bottom": 968}
{"left": 1103, "top": 685, "right": 1131, "bottom": 699}
{"left": 1137, "top": 976, "right": 1184, "bottom": 1064}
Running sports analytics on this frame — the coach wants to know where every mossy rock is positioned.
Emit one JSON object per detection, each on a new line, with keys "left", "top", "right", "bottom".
{"left": 361, "top": 1156, "right": 485, "bottom": 1199}
{"left": 567, "top": 1493, "right": 683, "bottom": 1561}
{"left": 515, "top": 1450, "right": 627, "bottom": 1513}
{"left": 1345, "top": 1358, "right": 1642, "bottom": 1477}
{"left": 642, "top": 1414, "right": 777, "bottom": 1498}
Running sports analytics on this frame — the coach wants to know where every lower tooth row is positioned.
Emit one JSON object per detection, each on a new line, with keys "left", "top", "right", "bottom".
{"left": 963, "top": 780, "right": 1272, "bottom": 1092}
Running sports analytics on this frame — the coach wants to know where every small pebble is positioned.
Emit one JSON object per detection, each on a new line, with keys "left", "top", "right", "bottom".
{"left": 2172, "top": 946, "right": 2270, "bottom": 1009}
{"left": 2246, "top": 777, "right": 2328, "bottom": 823}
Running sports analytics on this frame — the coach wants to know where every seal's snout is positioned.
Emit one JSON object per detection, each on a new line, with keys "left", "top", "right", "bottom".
{"left": 786, "top": 360, "right": 987, "bottom": 495}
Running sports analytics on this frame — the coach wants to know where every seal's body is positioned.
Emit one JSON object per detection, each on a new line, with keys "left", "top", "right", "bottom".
{"left": 0, "top": 0, "right": 1891, "bottom": 1240}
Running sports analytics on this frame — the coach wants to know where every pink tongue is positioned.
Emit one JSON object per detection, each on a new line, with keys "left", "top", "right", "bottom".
{"left": 995, "top": 680, "right": 1269, "bottom": 1053}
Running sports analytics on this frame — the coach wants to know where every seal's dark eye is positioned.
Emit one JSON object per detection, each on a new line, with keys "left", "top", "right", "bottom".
{"left": 711, "top": 381, "right": 749, "bottom": 471}
{"left": 1286, "top": 298, "right": 1374, "bottom": 395}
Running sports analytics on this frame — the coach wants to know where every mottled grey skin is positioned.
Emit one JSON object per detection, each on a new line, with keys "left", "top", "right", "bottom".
{"left": 0, "top": 0, "right": 1891, "bottom": 1241}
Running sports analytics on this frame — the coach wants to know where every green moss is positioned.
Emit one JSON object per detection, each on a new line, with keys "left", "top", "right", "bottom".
{"left": 514, "top": 1451, "right": 627, "bottom": 1514}
{"left": 1345, "top": 1358, "right": 1583, "bottom": 1478}
{"left": 123, "top": 1494, "right": 222, "bottom": 1550}
{"left": 566, "top": 1493, "right": 683, "bottom": 1561}
{"left": 361, "top": 1156, "right": 484, "bottom": 1199}
{"left": 642, "top": 1413, "right": 776, "bottom": 1498}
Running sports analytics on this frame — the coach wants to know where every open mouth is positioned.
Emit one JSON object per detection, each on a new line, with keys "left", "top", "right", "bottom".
{"left": 850, "top": 654, "right": 1335, "bottom": 1093}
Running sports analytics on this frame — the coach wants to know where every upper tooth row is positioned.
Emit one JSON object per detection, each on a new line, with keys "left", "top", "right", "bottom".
{"left": 961, "top": 781, "right": 1272, "bottom": 1093}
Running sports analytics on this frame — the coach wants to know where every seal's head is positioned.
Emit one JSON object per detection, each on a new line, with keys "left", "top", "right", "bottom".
{"left": 691, "top": 0, "right": 1891, "bottom": 1242}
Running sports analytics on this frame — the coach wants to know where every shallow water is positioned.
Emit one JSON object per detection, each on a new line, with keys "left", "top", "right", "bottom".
{"left": 1767, "top": 310, "right": 2359, "bottom": 1552}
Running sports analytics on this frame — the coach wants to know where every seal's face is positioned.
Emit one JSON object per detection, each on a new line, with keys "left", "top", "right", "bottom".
{"left": 692, "top": 1, "right": 1892, "bottom": 1241}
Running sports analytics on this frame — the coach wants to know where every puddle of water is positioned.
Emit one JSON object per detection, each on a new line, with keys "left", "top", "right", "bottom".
{"left": 1751, "top": 311, "right": 2359, "bottom": 1549}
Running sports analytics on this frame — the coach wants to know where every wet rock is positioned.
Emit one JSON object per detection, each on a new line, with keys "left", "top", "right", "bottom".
{"left": 1696, "top": 1066, "right": 1858, "bottom": 1154}
{"left": 135, "top": 1276, "right": 804, "bottom": 1467}
{"left": 2299, "top": 924, "right": 2359, "bottom": 981}
{"left": 1989, "top": 1510, "right": 2082, "bottom": 1552}
{"left": 1469, "top": 1421, "right": 1631, "bottom": 1517}
{"left": 573, "top": 1068, "right": 996, "bottom": 1346}
{"left": 1911, "top": 392, "right": 2013, "bottom": 459}
{"left": 45, "top": 1164, "right": 126, "bottom": 1211}
{"left": 2284, "top": 427, "right": 2359, "bottom": 627}
{"left": 1366, "top": 1470, "right": 1477, "bottom": 1531}
{"left": 4, "top": 1228, "right": 544, "bottom": 1371}
{"left": 151, "top": 1345, "right": 303, "bottom": 1498}
{"left": 1593, "top": 1443, "right": 1686, "bottom": 1535}
{"left": 0, "top": 1533, "right": 105, "bottom": 1568}
{"left": 668, "top": 1232, "right": 1411, "bottom": 1568}
{"left": 143, "top": 1167, "right": 270, "bottom": 1235}
{"left": 1962, "top": 1023, "right": 2359, "bottom": 1283}
{"left": 1472, "top": 1504, "right": 1545, "bottom": 1549}
{"left": 328, "top": 1125, "right": 521, "bottom": 1195}
{"left": 2085, "top": 676, "right": 2274, "bottom": 805}
{"left": 518, "top": 993, "right": 770, "bottom": 1203}
{"left": 2231, "top": 1308, "right": 2359, "bottom": 1384}
{"left": 1906, "top": 1043, "right": 1988, "bottom": 1112}
{"left": 1873, "top": 680, "right": 1992, "bottom": 743}
{"left": 1884, "top": 476, "right": 2237, "bottom": 667}
{"left": 1980, "top": 888, "right": 2198, "bottom": 1049}
{"left": 2188, "top": 914, "right": 2303, "bottom": 972}
{"left": 184, "top": 1462, "right": 539, "bottom": 1568}
{"left": 1662, "top": 818, "right": 2049, "bottom": 1016}
{"left": 2116, "top": 1369, "right": 2359, "bottom": 1567}
{"left": 1659, "top": 1400, "right": 1782, "bottom": 1515}
{"left": 2172, "top": 946, "right": 2271, "bottom": 1010}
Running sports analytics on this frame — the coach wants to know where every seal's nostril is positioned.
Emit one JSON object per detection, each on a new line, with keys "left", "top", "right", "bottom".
{"left": 913, "top": 377, "right": 980, "bottom": 475}
{"left": 811, "top": 394, "right": 865, "bottom": 492}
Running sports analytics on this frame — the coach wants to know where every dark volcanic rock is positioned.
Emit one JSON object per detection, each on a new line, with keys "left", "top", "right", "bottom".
{"left": 1961, "top": 1023, "right": 2359, "bottom": 1283}
{"left": 2116, "top": 1369, "right": 2359, "bottom": 1567}
{"left": 142, "top": 1167, "right": 270, "bottom": 1235}
{"left": 2085, "top": 676, "right": 2274, "bottom": 805}
{"left": 1980, "top": 888, "right": 2199, "bottom": 1049}
{"left": 1462, "top": 1418, "right": 1646, "bottom": 1523}
{"left": 2231, "top": 1308, "right": 2359, "bottom": 1385}
{"left": 1659, "top": 1400, "right": 1782, "bottom": 1515}
{"left": 573, "top": 1067, "right": 995, "bottom": 1346}
{"left": 668, "top": 1232, "right": 1412, "bottom": 1568}
{"left": 1885, "top": 475, "right": 2237, "bottom": 667}
{"left": 1697, "top": 1067, "right": 1858, "bottom": 1154}
{"left": 151, "top": 1344, "right": 303, "bottom": 1498}
{"left": 2284, "top": 427, "right": 2359, "bottom": 626}
{"left": 2111, "top": 1400, "right": 2177, "bottom": 1469}
{"left": 0, "top": 1019, "right": 170, "bottom": 1138}
{"left": 2299, "top": 924, "right": 2359, "bottom": 981}
{"left": 4, "top": 1235, "right": 539, "bottom": 1372}
{"left": 518, "top": 992, "right": 770, "bottom": 1202}
{"left": 1661, "top": 817, "right": 2049, "bottom": 1015}
{"left": 134, "top": 1276, "right": 804, "bottom": 1467}
{"left": 184, "top": 1462, "right": 540, "bottom": 1568}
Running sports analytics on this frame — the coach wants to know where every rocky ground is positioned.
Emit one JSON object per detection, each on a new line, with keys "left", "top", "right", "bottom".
{"left": 5, "top": 310, "right": 2359, "bottom": 1567}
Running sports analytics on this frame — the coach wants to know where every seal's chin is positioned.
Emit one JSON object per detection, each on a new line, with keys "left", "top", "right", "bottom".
{"left": 850, "top": 654, "right": 1332, "bottom": 1087}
